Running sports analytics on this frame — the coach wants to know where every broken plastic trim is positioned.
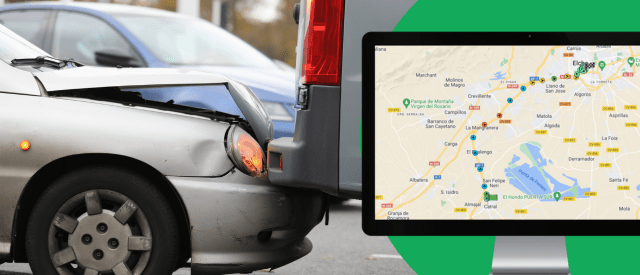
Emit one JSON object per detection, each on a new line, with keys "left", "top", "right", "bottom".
{"left": 225, "top": 81, "right": 273, "bottom": 150}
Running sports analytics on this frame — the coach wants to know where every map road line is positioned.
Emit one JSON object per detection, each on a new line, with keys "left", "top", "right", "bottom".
{"left": 376, "top": 45, "right": 640, "bottom": 221}
{"left": 375, "top": 49, "right": 519, "bottom": 219}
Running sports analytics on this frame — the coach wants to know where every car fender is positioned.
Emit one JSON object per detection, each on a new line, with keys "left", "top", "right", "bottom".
{"left": 0, "top": 92, "right": 235, "bottom": 259}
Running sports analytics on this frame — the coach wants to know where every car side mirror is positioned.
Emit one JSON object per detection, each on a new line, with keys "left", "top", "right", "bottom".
{"left": 95, "top": 50, "right": 138, "bottom": 67}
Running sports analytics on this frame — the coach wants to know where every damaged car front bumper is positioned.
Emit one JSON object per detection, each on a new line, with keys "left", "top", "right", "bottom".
{"left": 168, "top": 172, "right": 325, "bottom": 275}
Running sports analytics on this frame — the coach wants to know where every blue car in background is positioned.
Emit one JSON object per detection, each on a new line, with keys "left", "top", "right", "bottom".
{"left": 0, "top": 2, "right": 296, "bottom": 138}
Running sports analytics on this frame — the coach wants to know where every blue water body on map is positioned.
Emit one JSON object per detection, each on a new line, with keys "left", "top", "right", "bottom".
{"left": 490, "top": 71, "right": 507, "bottom": 80}
{"left": 526, "top": 143, "right": 547, "bottom": 167}
{"left": 563, "top": 174, "right": 578, "bottom": 186}
{"left": 504, "top": 143, "right": 589, "bottom": 200}
{"left": 505, "top": 160, "right": 550, "bottom": 195}
{"left": 510, "top": 154, "right": 521, "bottom": 163}
{"left": 545, "top": 170, "right": 571, "bottom": 192}
{"left": 560, "top": 174, "right": 590, "bottom": 199}
{"left": 636, "top": 184, "right": 640, "bottom": 191}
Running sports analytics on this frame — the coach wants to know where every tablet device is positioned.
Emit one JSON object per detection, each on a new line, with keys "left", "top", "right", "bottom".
{"left": 362, "top": 32, "right": 640, "bottom": 235}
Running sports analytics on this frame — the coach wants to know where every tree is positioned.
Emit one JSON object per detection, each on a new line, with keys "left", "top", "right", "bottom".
{"left": 232, "top": 0, "right": 299, "bottom": 67}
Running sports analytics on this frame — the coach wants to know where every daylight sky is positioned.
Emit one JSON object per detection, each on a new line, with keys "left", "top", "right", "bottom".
{"left": 245, "top": 0, "right": 281, "bottom": 22}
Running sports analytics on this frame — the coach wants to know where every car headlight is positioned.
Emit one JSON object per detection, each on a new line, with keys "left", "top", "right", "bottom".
{"left": 260, "top": 101, "right": 294, "bottom": 121}
{"left": 224, "top": 124, "right": 267, "bottom": 179}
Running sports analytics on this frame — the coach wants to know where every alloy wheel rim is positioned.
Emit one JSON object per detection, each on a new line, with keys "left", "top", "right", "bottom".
{"left": 47, "top": 190, "right": 152, "bottom": 275}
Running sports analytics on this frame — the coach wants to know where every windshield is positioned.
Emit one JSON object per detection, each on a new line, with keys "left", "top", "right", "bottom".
{"left": 0, "top": 25, "right": 49, "bottom": 64}
{"left": 115, "top": 15, "right": 279, "bottom": 69}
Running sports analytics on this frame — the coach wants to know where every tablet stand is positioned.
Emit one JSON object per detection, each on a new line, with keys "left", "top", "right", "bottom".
{"left": 489, "top": 236, "right": 570, "bottom": 275}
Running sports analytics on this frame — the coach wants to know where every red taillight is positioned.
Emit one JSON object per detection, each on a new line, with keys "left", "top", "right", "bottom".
{"left": 301, "top": 0, "right": 344, "bottom": 85}
{"left": 279, "top": 155, "right": 283, "bottom": 170}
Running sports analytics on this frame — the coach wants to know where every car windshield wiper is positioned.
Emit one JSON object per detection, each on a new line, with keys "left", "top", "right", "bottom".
{"left": 11, "top": 56, "right": 84, "bottom": 68}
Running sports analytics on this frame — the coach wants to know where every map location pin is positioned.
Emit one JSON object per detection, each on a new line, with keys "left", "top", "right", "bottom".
{"left": 403, "top": 98, "right": 410, "bottom": 109}
{"left": 554, "top": 192, "right": 561, "bottom": 202}
{"left": 628, "top": 57, "right": 634, "bottom": 67}
{"left": 598, "top": 61, "right": 606, "bottom": 71}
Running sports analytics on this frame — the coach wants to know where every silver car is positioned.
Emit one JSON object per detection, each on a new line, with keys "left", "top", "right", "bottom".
{"left": 0, "top": 25, "right": 324, "bottom": 275}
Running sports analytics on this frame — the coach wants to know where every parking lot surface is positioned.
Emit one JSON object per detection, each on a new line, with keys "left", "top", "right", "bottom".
{"left": 0, "top": 200, "right": 415, "bottom": 275}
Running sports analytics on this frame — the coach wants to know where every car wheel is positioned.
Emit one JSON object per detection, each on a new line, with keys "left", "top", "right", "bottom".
{"left": 26, "top": 166, "right": 179, "bottom": 275}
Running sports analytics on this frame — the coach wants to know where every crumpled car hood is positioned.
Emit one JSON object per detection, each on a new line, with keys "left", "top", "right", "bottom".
{"left": 34, "top": 66, "right": 274, "bottom": 148}
{"left": 34, "top": 66, "right": 229, "bottom": 91}
{"left": 172, "top": 65, "right": 296, "bottom": 105}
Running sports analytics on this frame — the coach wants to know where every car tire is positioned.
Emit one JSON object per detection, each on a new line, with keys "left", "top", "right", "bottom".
{"left": 26, "top": 165, "right": 179, "bottom": 275}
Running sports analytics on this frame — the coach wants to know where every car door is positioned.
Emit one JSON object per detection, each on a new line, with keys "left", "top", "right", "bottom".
{"left": 0, "top": 9, "right": 52, "bottom": 50}
{"left": 48, "top": 10, "right": 145, "bottom": 67}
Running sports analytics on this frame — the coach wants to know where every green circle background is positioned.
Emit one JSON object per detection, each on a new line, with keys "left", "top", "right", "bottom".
{"left": 388, "top": 0, "right": 640, "bottom": 274}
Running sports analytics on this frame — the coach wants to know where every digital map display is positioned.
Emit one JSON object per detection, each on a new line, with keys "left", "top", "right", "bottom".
{"left": 375, "top": 46, "right": 640, "bottom": 220}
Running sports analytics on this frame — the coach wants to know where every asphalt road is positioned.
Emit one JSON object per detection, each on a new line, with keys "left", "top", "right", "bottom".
{"left": 0, "top": 200, "right": 416, "bottom": 275}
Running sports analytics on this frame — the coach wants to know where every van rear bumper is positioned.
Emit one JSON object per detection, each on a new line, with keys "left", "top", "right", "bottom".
{"left": 267, "top": 85, "right": 360, "bottom": 198}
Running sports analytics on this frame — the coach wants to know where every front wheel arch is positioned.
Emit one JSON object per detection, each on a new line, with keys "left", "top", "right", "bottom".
{"left": 11, "top": 153, "right": 192, "bottom": 268}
